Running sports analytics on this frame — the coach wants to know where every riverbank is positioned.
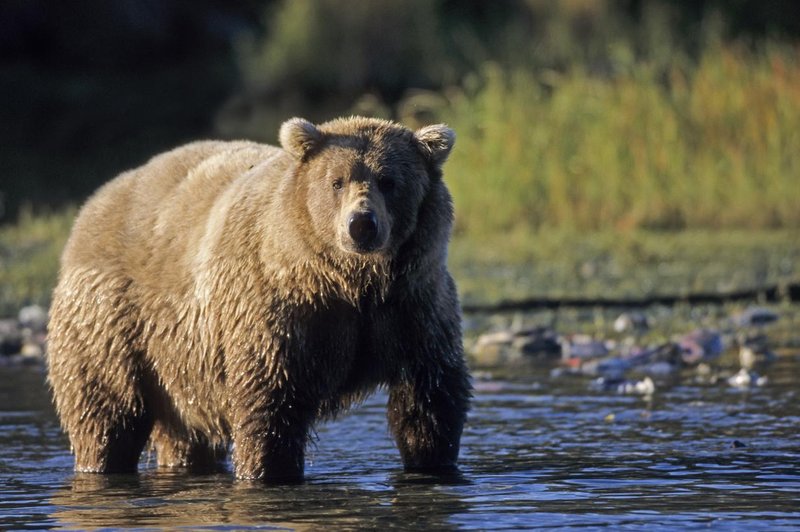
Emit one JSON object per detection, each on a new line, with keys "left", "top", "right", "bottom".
{"left": 450, "top": 229, "right": 800, "bottom": 307}
{"left": 2, "top": 213, "right": 798, "bottom": 397}
{"left": 1, "top": 210, "right": 798, "bottom": 316}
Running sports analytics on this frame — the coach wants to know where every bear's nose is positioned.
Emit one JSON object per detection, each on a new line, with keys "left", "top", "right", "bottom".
{"left": 348, "top": 211, "right": 378, "bottom": 249}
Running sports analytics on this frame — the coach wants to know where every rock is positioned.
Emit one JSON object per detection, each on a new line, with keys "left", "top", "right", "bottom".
{"left": 470, "top": 342, "right": 517, "bottom": 367}
{"left": 592, "top": 375, "right": 655, "bottom": 395}
{"left": 677, "top": 329, "right": 723, "bottom": 365}
{"left": 620, "top": 376, "right": 656, "bottom": 395}
{"left": 471, "top": 330, "right": 521, "bottom": 366}
{"left": 594, "top": 356, "right": 631, "bottom": 379}
{"left": 691, "top": 362, "right": 721, "bottom": 384}
{"left": 739, "top": 345, "right": 776, "bottom": 370}
{"left": 19, "top": 304, "right": 48, "bottom": 333}
{"left": 474, "top": 329, "right": 515, "bottom": 349}
{"left": 613, "top": 311, "right": 650, "bottom": 334}
{"left": 696, "top": 363, "right": 713, "bottom": 376}
{"left": 728, "top": 368, "right": 768, "bottom": 388}
{"left": 732, "top": 306, "right": 779, "bottom": 328}
{"left": 737, "top": 333, "right": 775, "bottom": 370}
{"left": 20, "top": 341, "right": 44, "bottom": 359}
{"left": 511, "top": 326, "right": 561, "bottom": 357}
{"left": 472, "top": 326, "right": 561, "bottom": 365}
{"left": 0, "top": 309, "right": 48, "bottom": 361}
{"left": 642, "top": 361, "right": 678, "bottom": 376}
{"left": 627, "top": 342, "right": 679, "bottom": 366}
{"left": 591, "top": 342, "right": 678, "bottom": 378}
{"left": 561, "top": 334, "right": 610, "bottom": 361}
{"left": 0, "top": 319, "right": 23, "bottom": 356}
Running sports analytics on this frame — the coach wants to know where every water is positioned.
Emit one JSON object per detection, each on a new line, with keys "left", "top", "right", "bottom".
{"left": 2, "top": 353, "right": 799, "bottom": 530}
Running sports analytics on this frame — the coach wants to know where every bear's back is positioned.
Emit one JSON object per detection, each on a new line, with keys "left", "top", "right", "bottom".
{"left": 60, "top": 140, "right": 285, "bottom": 289}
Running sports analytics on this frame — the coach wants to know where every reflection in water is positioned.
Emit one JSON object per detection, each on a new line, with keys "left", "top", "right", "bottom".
{"left": 1, "top": 352, "right": 800, "bottom": 529}
{"left": 49, "top": 469, "right": 471, "bottom": 530}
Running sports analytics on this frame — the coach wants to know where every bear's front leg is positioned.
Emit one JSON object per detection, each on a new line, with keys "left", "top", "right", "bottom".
{"left": 388, "top": 357, "right": 471, "bottom": 472}
{"left": 227, "top": 356, "right": 315, "bottom": 482}
{"left": 386, "top": 286, "right": 472, "bottom": 472}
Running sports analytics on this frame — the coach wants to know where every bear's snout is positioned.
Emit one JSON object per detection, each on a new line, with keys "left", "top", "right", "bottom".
{"left": 348, "top": 211, "right": 379, "bottom": 251}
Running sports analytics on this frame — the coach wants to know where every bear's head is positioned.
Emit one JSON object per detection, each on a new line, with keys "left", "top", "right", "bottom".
{"left": 279, "top": 116, "right": 454, "bottom": 259}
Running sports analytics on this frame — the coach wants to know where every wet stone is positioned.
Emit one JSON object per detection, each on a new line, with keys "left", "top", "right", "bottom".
{"left": 19, "top": 304, "right": 48, "bottom": 334}
{"left": 0, "top": 319, "right": 23, "bottom": 357}
{"left": 732, "top": 306, "right": 780, "bottom": 328}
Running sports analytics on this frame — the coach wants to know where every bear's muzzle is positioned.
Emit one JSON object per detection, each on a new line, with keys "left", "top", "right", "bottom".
{"left": 347, "top": 210, "right": 380, "bottom": 252}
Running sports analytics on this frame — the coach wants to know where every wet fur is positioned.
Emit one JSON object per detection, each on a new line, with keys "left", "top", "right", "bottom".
{"left": 47, "top": 117, "right": 471, "bottom": 481}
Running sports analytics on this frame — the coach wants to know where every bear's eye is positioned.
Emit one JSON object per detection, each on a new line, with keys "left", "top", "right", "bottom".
{"left": 332, "top": 178, "right": 344, "bottom": 191}
{"left": 377, "top": 177, "right": 395, "bottom": 193}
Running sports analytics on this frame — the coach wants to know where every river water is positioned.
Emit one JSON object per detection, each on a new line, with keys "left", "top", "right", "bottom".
{"left": 2, "top": 349, "right": 799, "bottom": 530}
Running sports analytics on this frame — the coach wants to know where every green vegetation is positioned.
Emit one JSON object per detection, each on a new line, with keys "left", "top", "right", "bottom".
{"left": 228, "top": 1, "right": 800, "bottom": 235}
{"left": 0, "top": 209, "right": 73, "bottom": 317}
{"left": 441, "top": 44, "right": 800, "bottom": 234}
{"left": 449, "top": 229, "right": 800, "bottom": 306}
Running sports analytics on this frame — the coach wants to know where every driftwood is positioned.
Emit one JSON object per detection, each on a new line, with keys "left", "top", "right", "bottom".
{"left": 462, "top": 281, "right": 800, "bottom": 313}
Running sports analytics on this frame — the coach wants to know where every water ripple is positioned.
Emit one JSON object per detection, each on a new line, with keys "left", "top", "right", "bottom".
{"left": 2, "top": 355, "right": 799, "bottom": 529}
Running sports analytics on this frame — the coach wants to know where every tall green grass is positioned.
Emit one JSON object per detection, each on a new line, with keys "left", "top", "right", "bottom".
{"left": 0, "top": 208, "right": 73, "bottom": 316}
{"left": 441, "top": 43, "right": 800, "bottom": 235}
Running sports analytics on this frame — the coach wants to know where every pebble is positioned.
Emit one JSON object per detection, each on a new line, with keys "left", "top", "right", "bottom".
{"left": 739, "top": 345, "right": 776, "bottom": 370}
{"left": 472, "top": 326, "right": 561, "bottom": 366}
{"left": 474, "top": 330, "right": 515, "bottom": 349}
{"left": 18, "top": 304, "right": 48, "bottom": 333}
{"left": 732, "top": 306, "right": 780, "bottom": 328}
{"left": 728, "top": 368, "right": 768, "bottom": 389}
{"left": 593, "top": 376, "right": 655, "bottom": 395}
{"left": 642, "top": 361, "right": 677, "bottom": 376}
{"left": 464, "top": 303, "right": 782, "bottom": 394}
{"left": 677, "top": 329, "right": 724, "bottom": 365}
{"left": 619, "top": 376, "right": 656, "bottom": 396}
{"left": 21, "top": 342, "right": 44, "bottom": 359}
{"left": 561, "top": 334, "right": 610, "bottom": 361}
{"left": 0, "top": 307, "right": 48, "bottom": 363}
{"left": 737, "top": 333, "right": 776, "bottom": 370}
{"left": 0, "top": 319, "right": 23, "bottom": 357}
{"left": 512, "top": 327, "right": 561, "bottom": 357}
{"left": 613, "top": 311, "right": 650, "bottom": 334}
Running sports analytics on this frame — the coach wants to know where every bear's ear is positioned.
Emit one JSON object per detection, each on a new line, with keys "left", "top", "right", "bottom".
{"left": 414, "top": 124, "right": 455, "bottom": 167}
{"left": 280, "top": 117, "right": 323, "bottom": 160}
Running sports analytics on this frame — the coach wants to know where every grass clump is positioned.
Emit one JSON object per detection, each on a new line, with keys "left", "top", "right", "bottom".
{"left": 0, "top": 208, "right": 73, "bottom": 317}
{"left": 441, "top": 43, "right": 800, "bottom": 235}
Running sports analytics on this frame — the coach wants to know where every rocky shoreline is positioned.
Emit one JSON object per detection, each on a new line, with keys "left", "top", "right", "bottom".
{"left": 1, "top": 302, "right": 792, "bottom": 398}
{"left": 468, "top": 305, "right": 791, "bottom": 396}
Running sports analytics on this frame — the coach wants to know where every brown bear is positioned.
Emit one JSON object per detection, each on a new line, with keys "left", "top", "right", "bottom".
{"left": 47, "top": 116, "right": 471, "bottom": 481}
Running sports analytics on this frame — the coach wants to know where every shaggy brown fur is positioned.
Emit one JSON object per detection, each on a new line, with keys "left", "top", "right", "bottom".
{"left": 47, "top": 116, "right": 471, "bottom": 481}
